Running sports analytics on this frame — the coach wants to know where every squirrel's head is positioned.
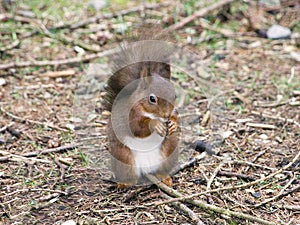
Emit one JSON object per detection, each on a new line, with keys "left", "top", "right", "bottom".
{"left": 131, "top": 63, "right": 176, "bottom": 120}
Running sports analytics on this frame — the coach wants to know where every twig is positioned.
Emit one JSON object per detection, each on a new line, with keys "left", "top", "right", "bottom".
{"left": 13, "top": 2, "right": 170, "bottom": 41}
{"left": 217, "top": 171, "right": 255, "bottom": 181}
{"left": 39, "top": 69, "right": 76, "bottom": 78}
{"left": 206, "top": 162, "right": 224, "bottom": 190}
{"left": 146, "top": 175, "right": 276, "bottom": 225}
{"left": 253, "top": 100, "right": 289, "bottom": 108}
{"left": 275, "top": 204, "right": 300, "bottom": 211}
{"left": 255, "top": 177, "right": 300, "bottom": 208}
{"left": 165, "top": 0, "right": 234, "bottom": 32}
{"left": 244, "top": 149, "right": 267, "bottom": 172}
{"left": 229, "top": 158, "right": 274, "bottom": 171}
{"left": 0, "top": 39, "right": 20, "bottom": 52}
{"left": 0, "top": 106, "right": 68, "bottom": 131}
{"left": 162, "top": 193, "right": 204, "bottom": 225}
{"left": 39, "top": 23, "right": 101, "bottom": 52}
{"left": 1, "top": 188, "right": 68, "bottom": 198}
{"left": 0, "top": 150, "right": 51, "bottom": 163}
{"left": 251, "top": 110, "right": 300, "bottom": 129}
{"left": 246, "top": 122, "right": 277, "bottom": 130}
{"left": 174, "top": 152, "right": 207, "bottom": 173}
{"left": 147, "top": 151, "right": 300, "bottom": 206}
{"left": 0, "top": 47, "right": 117, "bottom": 70}
{"left": 66, "top": 2, "right": 170, "bottom": 30}
{"left": 22, "top": 143, "right": 80, "bottom": 157}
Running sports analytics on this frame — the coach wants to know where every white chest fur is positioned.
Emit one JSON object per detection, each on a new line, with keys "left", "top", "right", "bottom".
{"left": 124, "top": 132, "right": 164, "bottom": 177}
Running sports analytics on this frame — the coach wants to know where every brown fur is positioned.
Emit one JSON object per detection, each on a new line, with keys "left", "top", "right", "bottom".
{"left": 105, "top": 28, "right": 179, "bottom": 188}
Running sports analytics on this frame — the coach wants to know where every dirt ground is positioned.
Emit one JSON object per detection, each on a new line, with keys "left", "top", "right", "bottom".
{"left": 0, "top": 1, "right": 299, "bottom": 225}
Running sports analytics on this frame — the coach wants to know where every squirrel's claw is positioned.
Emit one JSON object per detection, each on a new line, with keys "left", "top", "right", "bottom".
{"left": 150, "top": 119, "right": 167, "bottom": 137}
{"left": 155, "top": 121, "right": 167, "bottom": 137}
{"left": 167, "top": 120, "right": 178, "bottom": 136}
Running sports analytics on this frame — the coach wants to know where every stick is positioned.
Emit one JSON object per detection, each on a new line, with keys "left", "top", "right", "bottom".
{"left": 165, "top": 0, "right": 234, "bottom": 32}
{"left": 22, "top": 143, "right": 80, "bottom": 157}
{"left": 162, "top": 193, "right": 205, "bottom": 225}
{"left": 0, "top": 39, "right": 20, "bottom": 52}
{"left": 217, "top": 171, "right": 255, "bottom": 181}
{"left": 0, "top": 47, "right": 117, "bottom": 70}
{"left": 1, "top": 188, "right": 68, "bottom": 198}
{"left": 67, "top": 2, "right": 170, "bottom": 30}
{"left": 206, "top": 162, "right": 224, "bottom": 190}
{"left": 251, "top": 111, "right": 300, "bottom": 129}
{"left": 246, "top": 122, "right": 277, "bottom": 130}
{"left": 146, "top": 175, "right": 276, "bottom": 225}
{"left": 40, "top": 69, "right": 76, "bottom": 78}
{"left": 13, "top": 2, "right": 170, "bottom": 41}
{"left": 0, "top": 150, "right": 51, "bottom": 163}
{"left": 0, "top": 107, "right": 68, "bottom": 131}
{"left": 147, "top": 151, "right": 300, "bottom": 206}
{"left": 255, "top": 178, "right": 300, "bottom": 208}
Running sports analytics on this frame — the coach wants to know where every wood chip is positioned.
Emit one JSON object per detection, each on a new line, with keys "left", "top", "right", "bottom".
{"left": 246, "top": 122, "right": 277, "bottom": 130}
{"left": 40, "top": 69, "right": 76, "bottom": 78}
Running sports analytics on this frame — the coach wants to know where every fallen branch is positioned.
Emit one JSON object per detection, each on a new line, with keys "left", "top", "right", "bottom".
{"left": 147, "top": 151, "right": 300, "bottom": 206}
{"left": 255, "top": 176, "right": 300, "bottom": 208}
{"left": 0, "top": 150, "right": 51, "bottom": 163}
{"left": 251, "top": 110, "right": 300, "bottom": 129}
{"left": 22, "top": 143, "right": 80, "bottom": 157}
{"left": 1, "top": 188, "right": 68, "bottom": 198}
{"left": 217, "top": 171, "right": 255, "bottom": 181}
{"left": 0, "top": 39, "right": 20, "bottom": 52}
{"left": 0, "top": 107, "right": 68, "bottom": 131}
{"left": 207, "top": 162, "right": 224, "bottom": 190}
{"left": 162, "top": 193, "right": 204, "bottom": 225}
{"left": 0, "top": 47, "right": 117, "bottom": 70}
{"left": 68, "top": 2, "right": 170, "bottom": 30}
{"left": 246, "top": 122, "right": 277, "bottom": 130}
{"left": 39, "top": 23, "right": 102, "bottom": 52}
{"left": 146, "top": 175, "right": 276, "bottom": 225}
{"left": 165, "top": 0, "right": 234, "bottom": 32}
{"left": 40, "top": 69, "right": 76, "bottom": 78}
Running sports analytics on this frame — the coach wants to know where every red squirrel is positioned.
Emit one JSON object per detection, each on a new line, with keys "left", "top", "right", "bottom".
{"left": 105, "top": 40, "right": 179, "bottom": 188}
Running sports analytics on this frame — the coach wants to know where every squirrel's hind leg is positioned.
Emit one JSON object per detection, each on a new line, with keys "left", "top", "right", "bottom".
{"left": 155, "top": 173, "right": 173, "bottom": 187}
{"left": 111, "top": 145, "right": 138, "bottom": 189}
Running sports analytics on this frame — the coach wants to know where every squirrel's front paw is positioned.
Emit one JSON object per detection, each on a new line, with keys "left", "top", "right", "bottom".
{"left": 149, "top": 119, "right": 167, "bottom": 137}
{"left": 167, "top": 119, "right": 178, "bottom": 136}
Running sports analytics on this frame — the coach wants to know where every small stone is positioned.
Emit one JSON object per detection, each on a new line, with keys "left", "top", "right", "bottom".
{"left": 102, "top": 110, "right": 111, "bottom": 116}
{"left": 259, "top": 0, "right": 280, "bottom": 7}
{"left": 248, "top": 41, "right": 262, "bottom": 48}
{"left": 251, "top": 191, "right": 261, "bottom": 198}
{"left": 0, "top": 78, "right": 6, "bottom": 86}
{"left": 222, "top": 130, "right": 233, "bottom": 139}
{"left": 236, "top": 118, "right": 253, "bottom": 123}
{"left": 43, "top": 92, "right": 51, "bottom": 99}
{"left": 88, "top": 0, "right": 106, "bottom": 11}
{"left": 290, "top": 52, "right": 300, "bottom": 62}
{"left": 61, "top": 220, "right": 76, "bottom": 225}
{"left": 267, "top": 25, "right": 291, "bottom": 39}
{"left": 65, "top": 123, "right": 75, "bottom": 131}
{"left": 197, "top": 66, "right": 211, "bottom": 79}
{"left": 259, "top": 134, "right": 269, "bottom": 140}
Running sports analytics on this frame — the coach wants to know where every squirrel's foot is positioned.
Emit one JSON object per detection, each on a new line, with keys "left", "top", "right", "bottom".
{"left": 156, "top": 174, "right": 173, "bottom": 187}
{"left": 167, "top": 119, "right": 178, "bottom": 136}
{"left": 116, "top": 182, "right": 134, "bottom": 189}
{"left": 162, "top": 176, "right": 173, "bottom": 187}
{"left": 149, "top": 119, "right": 167, "bottom": 137}
{"left": 116, "top": 183, "right": 129, "bottom": 189}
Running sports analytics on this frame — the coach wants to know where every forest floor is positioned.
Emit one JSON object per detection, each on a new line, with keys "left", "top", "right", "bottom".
{"left": 0, "top": 0, "right": 299, "bottom": 225}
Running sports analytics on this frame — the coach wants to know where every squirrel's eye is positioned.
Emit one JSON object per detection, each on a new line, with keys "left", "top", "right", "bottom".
{"left": 149, "top": 94, "right": 157, "bottom": 104}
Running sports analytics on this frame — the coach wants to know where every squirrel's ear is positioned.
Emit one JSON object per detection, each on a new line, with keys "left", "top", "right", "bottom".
{"left": 138, "top": 65, "right": 152, "bottom": 89}
{"left": 151, "top": 62, "right": 171, "bottom": 80}
{"left": 140, "top": 65, "right": 149, "bottom": 78}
